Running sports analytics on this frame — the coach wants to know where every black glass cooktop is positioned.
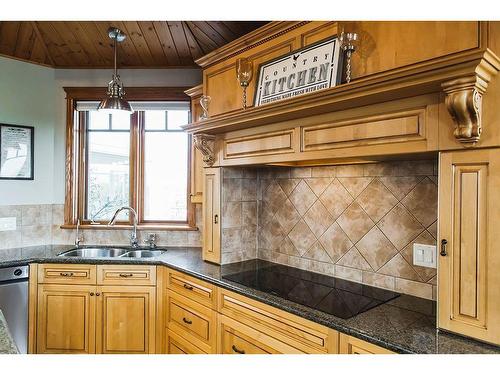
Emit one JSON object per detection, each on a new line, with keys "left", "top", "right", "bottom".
{"left": 221, "top": 260, "right": 400, "bottom": 319}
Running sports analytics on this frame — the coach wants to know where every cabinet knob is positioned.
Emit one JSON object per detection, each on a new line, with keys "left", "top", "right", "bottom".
{"left": 90, "top": 292, "right": 94, "bottom": 296}
{"left": 96, "top": 292, "right": 101, "bottom": 296}
{"left": 440, "top": 239, "right": 448, "bottom": 256}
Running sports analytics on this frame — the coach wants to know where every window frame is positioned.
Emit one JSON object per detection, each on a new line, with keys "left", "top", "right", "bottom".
{"left": 64, "top": 87, "right": 196, "bottom": 230}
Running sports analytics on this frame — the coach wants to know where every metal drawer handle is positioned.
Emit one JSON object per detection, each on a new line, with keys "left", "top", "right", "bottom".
{"left": 119, "top": 273, "right": 134, "bottom": 278}
{"left": 182, "top": 317, "right": 193, "bottom": 325}
{"left": 440, "top": 239, "right": 448, "bottom": 256}
{"left": 232, "top": 345, "right": 245, "bottom": 354}
{"left": 183, "top": 283, "right": 194, "bottom": 291}
{"left": 60, "top": 272, "right": 74, "bottom": 277}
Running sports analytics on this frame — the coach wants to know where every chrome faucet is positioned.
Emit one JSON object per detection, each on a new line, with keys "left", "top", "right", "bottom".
{"left": 75, "top": 219, "right": 83, "bottom": 247}
{"left": 108, "top": 206, "right": 139, "bottom": 248}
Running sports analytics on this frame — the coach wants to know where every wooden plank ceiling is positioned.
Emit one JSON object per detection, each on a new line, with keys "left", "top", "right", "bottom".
{"left": 0, "top": 21, "right": 268, "bottom": 68}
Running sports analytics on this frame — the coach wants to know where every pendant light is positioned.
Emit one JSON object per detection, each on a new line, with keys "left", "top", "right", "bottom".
{"left": 97, "top": 27, "right": 133, "bottom": 113}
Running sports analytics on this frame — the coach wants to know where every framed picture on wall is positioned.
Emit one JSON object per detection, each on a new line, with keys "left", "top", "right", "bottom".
{"left": 0, "top": 123, "right": 34, "bottom": 180}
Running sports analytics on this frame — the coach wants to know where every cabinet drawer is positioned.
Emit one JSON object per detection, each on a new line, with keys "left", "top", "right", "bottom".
{"left": 339, "top": 333, "right": 395, "bottom": 354}
{"left": 97, "top": 265, "right": 156, "bottom": 286}
{"left": 167, "top": 290, "right": 216, "bottom": 353}
{"left": 166, "top": 329, "right": 207, "bottom": 354}
{"left": 223, "top": 129, "right": 295, "bottom": 159}
{"left": 219, "top": 315, "right": 290, "bottom": 354}
{"left": 166, "top": 268, "right": 216, "bottom": 308}
{"left": 37, "top": 264, "right": 96, "bottom": 285}
{"left": 218, "top": 289, "right": 333, "bottom": 353}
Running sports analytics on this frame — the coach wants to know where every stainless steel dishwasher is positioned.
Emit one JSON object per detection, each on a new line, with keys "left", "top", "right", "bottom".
{"left": 0, "top": 265, "right": 29, "bottom": 354}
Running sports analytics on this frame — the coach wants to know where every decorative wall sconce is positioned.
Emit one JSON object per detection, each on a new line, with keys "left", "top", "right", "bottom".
{"left": 199, "top": 95, "right": 211, "bottom": 120}
{"left": 339, "top": 31, "right": 359, "bottom": 84}
{"left": 236, "top": 58, "right": 253, "bottom": 110}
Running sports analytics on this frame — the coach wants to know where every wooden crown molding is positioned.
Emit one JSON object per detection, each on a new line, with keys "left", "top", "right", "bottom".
{"left": 184, "top": 84, "right": 203, "bottom": 98}
{"left": 193, "top": 134, "right": 216, "bottom": 167}
{"left": 184, "top": 49, "right": 500, "bottom": 137}
{"left": 194, "top": 21, "right": 309, "bottom": 68}
{"left": 442, "top": 49, "right": 500, "bottom": 144}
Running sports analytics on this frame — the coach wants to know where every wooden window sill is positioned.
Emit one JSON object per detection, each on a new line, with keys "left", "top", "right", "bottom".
{"left": 60, "top": 224, "right": 199, "bottom": 231}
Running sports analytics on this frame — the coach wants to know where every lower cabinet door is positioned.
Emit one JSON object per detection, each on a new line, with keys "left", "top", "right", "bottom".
{"left": 339, "top": 333, "right": 394, "bottom": 354}
{"left": 96, "top": 285, "right": 156, "bottom": 354}
{"left": 219, "top": 315, "right": 302, "bottom": 354}
{"left": 36, "top": 284, "right": 96, "bottom": 354}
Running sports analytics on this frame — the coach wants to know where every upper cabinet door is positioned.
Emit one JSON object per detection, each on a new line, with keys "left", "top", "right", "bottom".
{"left": 438, "top": 149, "right": 500, "bottom": 345}
{"left": 202, "top": 167, "right": 221, "bottom": 263}
{"left": 95, "top": 286, "right": 156, "bottom": 354}
{"left": 36, "top": 284, "right": 96, "bottom": 354}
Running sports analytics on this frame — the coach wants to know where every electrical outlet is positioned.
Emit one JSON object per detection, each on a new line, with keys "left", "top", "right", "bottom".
{"left": 413, "top": 243, "right": 437, "bottom": 268}
{"left": 0, "top": 217, "right": 17, "bottom": 231}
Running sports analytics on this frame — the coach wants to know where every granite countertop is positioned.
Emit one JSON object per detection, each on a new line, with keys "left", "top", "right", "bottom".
{"left": 0, "top": 310, "right": 19, "bottom": 354}
{"left": 1, "top": 244, "right": 499, "bottom": 354}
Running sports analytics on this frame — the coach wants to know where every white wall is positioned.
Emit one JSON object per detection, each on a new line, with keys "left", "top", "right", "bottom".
{"left": 0, "top": 56, "right": 202, "bottom": 205}
{"left": 0, "top": 57, "right": 56, "bottom": 205}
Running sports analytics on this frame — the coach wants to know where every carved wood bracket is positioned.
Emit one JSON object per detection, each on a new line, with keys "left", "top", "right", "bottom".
{"left": 193, "top": 134, "right": 216, "bottom": 167}
{"left": 442, "top": 51, "right": 500, "bottom": 145}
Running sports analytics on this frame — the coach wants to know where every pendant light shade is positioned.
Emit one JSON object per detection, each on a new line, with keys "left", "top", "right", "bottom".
{"left": 98, "top": 27, "right": 133, "bottom": 113}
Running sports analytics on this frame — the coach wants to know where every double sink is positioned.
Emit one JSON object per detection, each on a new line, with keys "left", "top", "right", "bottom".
{"left": 58, "top": 247, "right": 166, "bottom": 258}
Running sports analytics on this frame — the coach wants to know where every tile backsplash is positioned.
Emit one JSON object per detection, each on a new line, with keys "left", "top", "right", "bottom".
{"left": 256, "top": 160, "right": 438, "bottom": 300}
{"left": 0, "top": 203, "right": 202, "bottom": 254}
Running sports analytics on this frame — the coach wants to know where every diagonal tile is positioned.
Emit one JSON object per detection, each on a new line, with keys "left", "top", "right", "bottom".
{"left": 378, "top": 203, "right": 424, "bottom": 250}
{"left": 277, "top": 178, "right": 300, "bottom": 197}
{"left": 356, "top": 179, "right": 398, "bottom": 222}
{"left": 338, "top": 177, "right": 373, "bottom": 198}
{"left": 303, "top": 200, "right": 334, "bottom": 238}
{"left": 337, "top": 202, "right": 374, "bottom": 243}
{"left": 288, "top": 219, "right": 317, "bottom": 256}
{"left": 356, "top": 226, "right": 398, "bottom": 270}
{"left": 289, "top": 180, "right": 317, "bottom": 216}
{"left": 378, "top": 254, "right": 420, "bottom": 281}
{"left": 258, "top": 217, "right": 285, "bottom": 250}
{"left": 319, "top": 179, "right": 353, "bottom": 220}
{"left": 262, "top": 180, "right": 287, "bottom": 214}
{"left": 258, "top": 200, "right": 275, "bottom": 226}
{"left": 401, "top": 177, "right": 438, "bottom": 227}
{"left": 319, "top": 222, "right": 353, "bottom": 263}
{"left": 278, "top": 236, "right": 300, "bottom": 256}
{"left": 427, "top": 220, "right": 437, "bottom": 239}
{"left": 379, "top": 176, "right": 422, "bottom": 200}
{"left": 305, "top": 178, "right": 332, "bottom": 197}
{"left": 336, "top": 247, "right": 372, "bottom": 271}
{"left": 302, "top": 241, "right": 331, "bottom": 263}
{"left": 274, "top": 198, "right": 301, "bottom": 235}
{"left": 400, "top": 231, "right": 437, "bottom": 282}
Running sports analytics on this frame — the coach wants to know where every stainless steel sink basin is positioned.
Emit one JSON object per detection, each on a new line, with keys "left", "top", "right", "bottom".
{"left": 120, "top": 250, "right": 166, "bottom": 258}
{"left": 58, "top": 247, "right": 129, "bottom": 258}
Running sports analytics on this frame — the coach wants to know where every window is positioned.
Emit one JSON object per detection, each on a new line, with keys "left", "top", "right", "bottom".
{"left": 64, "top": 87, "right": 194, "bottom": 228}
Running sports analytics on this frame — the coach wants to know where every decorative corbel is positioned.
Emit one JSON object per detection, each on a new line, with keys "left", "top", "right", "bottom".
{"left": 441, "top": 51, "right": 500, "bottom": 145}
{"left": 193, "top": 133, "right": 216, "bottom": 167}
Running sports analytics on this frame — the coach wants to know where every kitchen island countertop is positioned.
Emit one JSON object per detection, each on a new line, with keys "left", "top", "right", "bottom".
{"left": 0, "top": 309, "right": 19, "bottom": 354}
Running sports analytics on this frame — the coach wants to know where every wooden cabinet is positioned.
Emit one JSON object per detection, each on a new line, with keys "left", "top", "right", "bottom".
{"left": 202, "top": 167, "right": 221, "bottom": 263}
{"left": 166, "top": 268, "right": 217, "bottom": 308}
{"left": 166, "top": 290, "right": 217, "bottom": 353}
{"left": 217, "top": 288, "right": 338, "bottom": 354}
{"left": 339, "top": 333, "right": 395, "bottom": 354}
{"left": 166, "top": 329, "right": 206, "bottom": 354}
{"left": 36, "top": 284, "right": 96, "bottom": 354}
{"left": 96, "top": 286, "right": 156, "bottom": 354}
{"left": 438, "top": 149, "right": 500, "bottom": 345}
{"left": 186, "top": 85, "right": 204, "bottom": 204}
{"left": 31, "top": 264, "right": 157, "bottom": 354}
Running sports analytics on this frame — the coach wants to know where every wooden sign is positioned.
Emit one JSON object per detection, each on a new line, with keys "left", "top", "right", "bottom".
{"left": 254, "top": 37, "right": 343, "bottom": 106}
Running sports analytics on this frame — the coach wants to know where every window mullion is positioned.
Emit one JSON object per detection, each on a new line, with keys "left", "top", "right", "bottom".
{"left": 130, "top": 111, "right": 140, "bottom": 225}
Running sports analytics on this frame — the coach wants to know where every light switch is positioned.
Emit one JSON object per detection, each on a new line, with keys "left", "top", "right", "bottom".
{"left": 413, "top": 243, "right": 437, "bottom": 268}
{"left": 0, "top": 217, "right": 17, "bottom": 231}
